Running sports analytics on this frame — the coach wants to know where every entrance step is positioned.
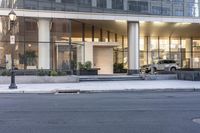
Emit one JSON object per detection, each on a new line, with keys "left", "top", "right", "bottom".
{"left": 79, "top": 75, "right": 144, "bottom": 82}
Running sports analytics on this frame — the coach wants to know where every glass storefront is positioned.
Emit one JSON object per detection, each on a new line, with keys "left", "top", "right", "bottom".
{"left": 0, "top": 16, "right": 125, "bottom": 71}
{"left": 1, "top": 14, "right": 200, "bottom": 72}
{"left": 139, "top": 36, "right": 198, "bottom": 69}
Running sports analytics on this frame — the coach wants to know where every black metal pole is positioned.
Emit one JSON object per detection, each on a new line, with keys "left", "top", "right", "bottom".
{"left": 68, "top": 19, "right": 73, "bottom": 75}
{"left": 9, "top": 21, "right": 17, "bottom": 89}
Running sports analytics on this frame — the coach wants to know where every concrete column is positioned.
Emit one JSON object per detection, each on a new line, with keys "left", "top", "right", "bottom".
{"left": 123, "top": 0, "right": 128, "bottom": 10}
{"left": 38, "top": 19, "right": 50, "bottom": 69}
{"left": 92, "top": 0, "right": 97, "bottom": 7}
{"left": 106, "top": 0, "right": 112, "bottom": 9}
{"left": 185, "top": 38, "right": 192, "bottom": 68}
{"left": 144, "top": 36, "right": 148, "bottom": 65}
{"left": 84, "top": 42, "right": 94, "bottom": 67}
{"left": 127, "top": 22, "right": 140, "bottom": 74}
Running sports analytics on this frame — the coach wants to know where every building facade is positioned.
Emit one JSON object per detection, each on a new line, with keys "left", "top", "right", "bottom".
{"left": 1, "top": 0, "right": 200, "bottom": 74}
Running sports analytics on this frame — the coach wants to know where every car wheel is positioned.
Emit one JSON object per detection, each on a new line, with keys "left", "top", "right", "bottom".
{"left": 170, "top": 67, "right": 176, "bottom": 72}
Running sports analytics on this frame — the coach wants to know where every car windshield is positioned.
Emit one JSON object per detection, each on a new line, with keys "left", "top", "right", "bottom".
{"left": 153, "top": 60, "right": 159, "bottom": 64}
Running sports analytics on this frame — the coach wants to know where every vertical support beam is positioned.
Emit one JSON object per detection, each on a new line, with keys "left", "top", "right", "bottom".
{"left": 107, "top": 31, "right": 110, "bottom": 42}
{"left": 180, "top": 37, "right": 182, "bottom": 68}
{"left": 92, "top": 0, "right": 97, "bottom": 7}
{"left": 146, "top": 36, "right": 149, "bottom": 64}
{"left": 115, "top": 33, "right": 118, "bottom": 42}
{"left": 169, "top": 36, "right": 171, "bottom": 59}
{"left": 144, "top": 36, "right": 148, "bottom": 65}
{"left": 67, "top": 19, "right": 72, "bottom": 74}
{"left": 82, "top": 23, "right": 85, "bottom": 42}
{"left": 38, "top": 19, "right": 50, "bottom": 69}
{"left": 106, "top": 0, "right": 112, "bottom": 9}
{"left": 123, "top": 0, "right": 128, "bottom": 10}
{"left": 127, "top": 22, "right": 140, "bottom": 75}
{"left": 122, "top": 35, "right": 125, "bottom": 65}
{"left": 158, "top": 36, "right": 160, "bottom": 59}
{"left": 100, "top": 28, "right": 103, "bottom": 42}
{"left": 191, "top": 37, "right": 193, "bottom": 68}
{"left": 92, "top": 25, "right": 94, "bottom": 42}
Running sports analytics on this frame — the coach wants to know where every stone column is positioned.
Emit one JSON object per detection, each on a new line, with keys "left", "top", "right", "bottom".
{"left": 185, "top": 38, "right": 192, "bottom": 68}
{"left": 106, "top": 0, "right": 112, "bottom": 9}
{"left": 127, "top": 22, "right": 140, "bottom": 74}
{"left": 38, "top": 19, "right": 50, "bottom": 69}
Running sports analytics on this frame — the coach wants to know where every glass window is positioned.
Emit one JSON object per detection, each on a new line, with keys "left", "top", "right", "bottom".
{"left": 159, "top": 37, "right": 170, "bottom": 59}
{"left": 71, "top": 21, "right": 82, "bottom": 42}
{"left": 171, "top": 38, "right": 181, "bottom": 66}
{"left": 152, "top": 6, "right": 161, "bottom": 15}
{"left": 140, "top": 37, "right": 148, "bottom": 66}
{"left": 148, "top": 37, "right": 159, "bottom": 64}
{"left": 128, "top": 1, "right": 148, "bottom": 13}
{"left": 97, "top": 0, "right": 106, "bottom": 8}
{"left": 112, "top": 0, "right": 123, "bottom": 10}
{"left": 94, "top": 27, "right": 100, "bottom": 42}
{"left": 85, "top": 24, "right": 92, "bottom": 42}
{"left": 193, "top": 40, "right": 200, "bottom": 68}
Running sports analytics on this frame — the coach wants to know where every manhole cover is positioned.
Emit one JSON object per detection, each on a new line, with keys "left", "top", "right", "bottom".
{"left": 192, "top": 118, "right": 200, "bottom": 124}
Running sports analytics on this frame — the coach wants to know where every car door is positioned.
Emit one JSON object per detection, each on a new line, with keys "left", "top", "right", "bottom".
{"left": 157, "top": 60, "right": 165, "bottom": 70}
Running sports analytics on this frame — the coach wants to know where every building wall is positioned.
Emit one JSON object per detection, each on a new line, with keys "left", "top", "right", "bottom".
{"left": 93, "top": 47, "right": 114, "bottom": 74}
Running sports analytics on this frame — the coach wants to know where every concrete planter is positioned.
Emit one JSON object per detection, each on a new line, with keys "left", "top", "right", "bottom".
{"left": 76, "top": 69, "right": 99, "bottom": 75}
{"left": 143, "top": 74, "right": 177, "bottom": 80}
{"left": 177, "top": 71, "right": 200, "bottom": 81}
{"left": 0, "top": 76, "right": 79, "bottom": 84}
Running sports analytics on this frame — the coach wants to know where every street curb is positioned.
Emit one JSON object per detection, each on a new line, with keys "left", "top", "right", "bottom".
{"left": 0, "top": 88, "right": 199, "bottom": 94}
{"left": 80, "top": 88, "right": 200, "bottom": 93}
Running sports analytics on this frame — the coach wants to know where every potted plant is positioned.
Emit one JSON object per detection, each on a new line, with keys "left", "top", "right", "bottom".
{"left": 77, "top": 61, "right": 99, "bottom": 75}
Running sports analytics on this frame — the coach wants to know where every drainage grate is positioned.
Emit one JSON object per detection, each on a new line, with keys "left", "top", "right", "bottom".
{"left": 55, "top": 89, "right": 80, "bottom": 94}
{"left": 192, "top": 118, "right": 200, "bottom": 125}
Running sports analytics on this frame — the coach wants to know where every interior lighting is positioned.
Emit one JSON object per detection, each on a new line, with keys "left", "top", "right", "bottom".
{"left": 115, "top": 20, "right": 127, "bottom": 23}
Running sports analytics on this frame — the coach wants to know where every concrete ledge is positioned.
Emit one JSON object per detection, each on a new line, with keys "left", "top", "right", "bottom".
{"left": 143, "top": 74, "right": 177, "bottom": 80}
{"left": 177, "top": 71, "right": 200, "bottom": 81}
{"left": 0, "top": 76, "right": 79, "bottom": 84}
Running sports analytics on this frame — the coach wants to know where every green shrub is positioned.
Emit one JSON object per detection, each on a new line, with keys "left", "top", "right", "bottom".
{"left": 78, "top": 61, "right": 92, "bottom": 70}
{"left": 0, "top": 70, "right": 11, "bottom": 76}
{"left": 114, "top": 63, "right": 125, "bottom": 73}
{"left": 37, "top": 69, "right": 49, "bottom": 76}
{"left": 57, "top": 71, "right": 67, "bottom": 76}
{"left": 84, "top": 61, "right": 92, "bottom": 70}
{"left": 50, "top": 70, "right": 58, "bottom": 76}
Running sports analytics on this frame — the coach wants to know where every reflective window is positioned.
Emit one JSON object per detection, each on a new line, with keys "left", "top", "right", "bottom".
{"left": 128, "top": 1, "right": 148, "bottom": 13}
{"left": 97, "top": 0, "right": 106, "bottom": 8}
{"left": 112, "top": 0, "right": 123, "bottom": 10}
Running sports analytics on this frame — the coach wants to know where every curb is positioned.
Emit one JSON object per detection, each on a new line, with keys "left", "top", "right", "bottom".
{"left": 0, "top": 88, "right": 199, "bottom": 94}
{"left": 80, "top": 88, "right": 200, "bottom": 93}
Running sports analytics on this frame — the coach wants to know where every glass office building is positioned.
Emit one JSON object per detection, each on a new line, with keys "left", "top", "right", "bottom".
{"left": 1, "top": 0, "right": 200, "bottom": 74}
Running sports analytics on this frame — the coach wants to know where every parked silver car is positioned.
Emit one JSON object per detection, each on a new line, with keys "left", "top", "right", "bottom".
{"left": 141, "top": 59, "right": 180, "bottom": 73}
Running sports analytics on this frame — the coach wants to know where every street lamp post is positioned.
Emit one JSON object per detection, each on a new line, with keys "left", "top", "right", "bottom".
{"left": 8, "top": 9, "right": 17, "bottom": 89}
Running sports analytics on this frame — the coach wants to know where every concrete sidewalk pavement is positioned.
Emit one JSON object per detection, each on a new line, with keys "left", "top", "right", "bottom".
{"left": 0, "top": 80, "right": 200, "bottom": 94}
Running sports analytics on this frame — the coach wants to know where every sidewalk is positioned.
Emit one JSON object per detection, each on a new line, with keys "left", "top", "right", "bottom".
{"left": 0, "top": 80, "right": 200, "bottom": 94}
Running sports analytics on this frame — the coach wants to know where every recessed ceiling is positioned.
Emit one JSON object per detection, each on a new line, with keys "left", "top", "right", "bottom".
{"left": 79, "top": 19, "right": 200, "bottom": 38}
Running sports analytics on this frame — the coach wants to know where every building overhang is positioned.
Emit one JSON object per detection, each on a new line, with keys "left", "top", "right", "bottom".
{"left": 0, "top": 8, "right": 200, "bottom": 24}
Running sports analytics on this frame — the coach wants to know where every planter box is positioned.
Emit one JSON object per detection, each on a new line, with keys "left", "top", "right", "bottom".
{"left": 177, "top": 70, "right": 200, "bottom": 81}
{"left": 0, "top": 76, "right": 79, "bottom": 84}
{"left": 77, "top": 69, "right": 99, "bottom": 75}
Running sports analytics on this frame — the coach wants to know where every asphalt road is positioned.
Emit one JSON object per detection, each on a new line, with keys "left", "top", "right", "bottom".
{"left": 0, "top": 92, "right": 200, "bottom": 133}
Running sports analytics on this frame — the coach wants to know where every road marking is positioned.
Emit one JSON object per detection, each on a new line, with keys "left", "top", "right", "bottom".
{"left": 192, "top": 118, "right": 200, "bottom": 124}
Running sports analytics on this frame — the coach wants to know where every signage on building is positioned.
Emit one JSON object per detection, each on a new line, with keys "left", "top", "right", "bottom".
{"left": 10, "top": 35, "right": 15, "bottom": 45}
